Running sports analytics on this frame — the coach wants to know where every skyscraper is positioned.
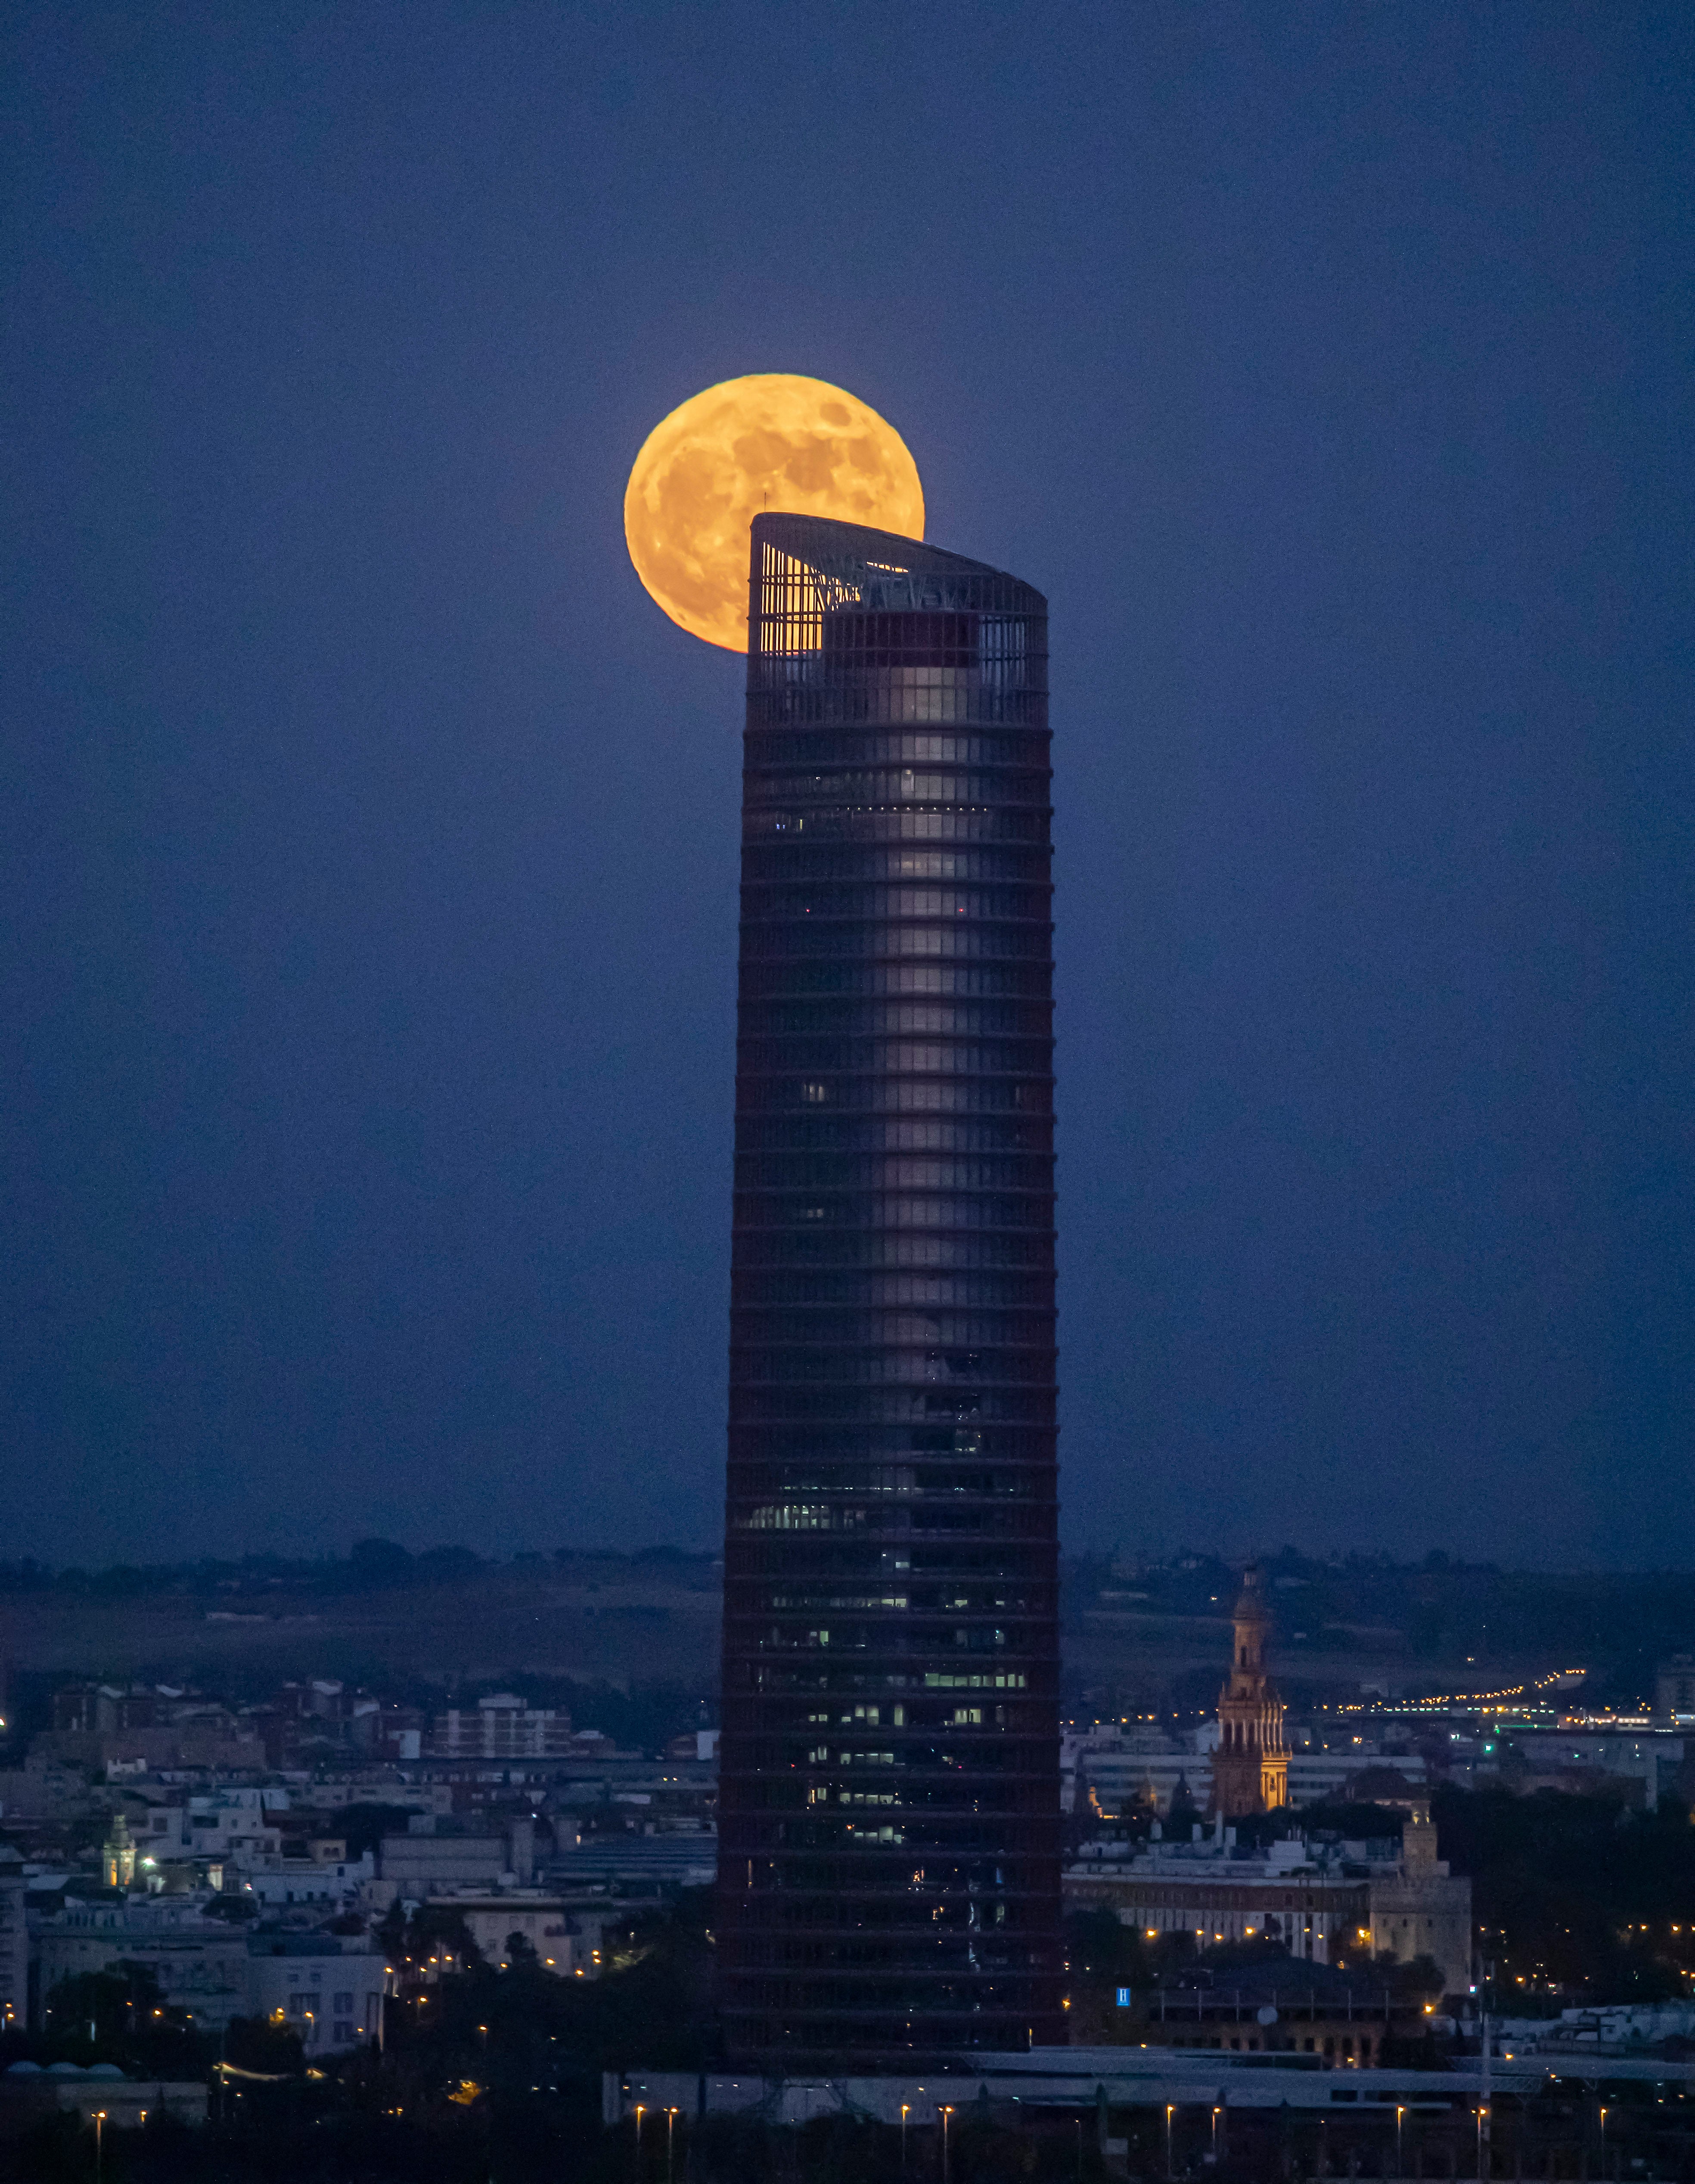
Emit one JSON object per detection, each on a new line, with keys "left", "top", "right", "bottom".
{"left": 716, "top": 513, "right": 1063, "bottom": 2068}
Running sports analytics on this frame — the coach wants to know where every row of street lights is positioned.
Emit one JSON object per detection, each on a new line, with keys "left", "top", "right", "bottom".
{"left": 85, "top": 2079, "right": 1625, "bottom": 2184}
{"left": 634, "top": 2097, "right": 959, "bottom": 2181}
{"left": 625, "top": 2089, "right": 1638, "bottom": 2181}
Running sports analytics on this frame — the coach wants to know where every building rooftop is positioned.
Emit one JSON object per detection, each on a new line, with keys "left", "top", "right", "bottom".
{"left": 1068, "top": 1824, "right": 1403, "bottom": 1881}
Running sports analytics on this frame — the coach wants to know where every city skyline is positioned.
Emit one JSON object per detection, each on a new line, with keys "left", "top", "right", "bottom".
{"left": 1, "top": 6, "right": 1691, "bottom": 2165}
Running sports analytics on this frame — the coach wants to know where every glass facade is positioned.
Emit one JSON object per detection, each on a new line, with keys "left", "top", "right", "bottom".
{"left": 717, "top": 514, "right": 1063, "bottom": 2068}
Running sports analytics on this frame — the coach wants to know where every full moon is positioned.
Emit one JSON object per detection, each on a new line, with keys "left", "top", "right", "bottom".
{"left": 623, "top": 374, "right": 925, "bottom": 651}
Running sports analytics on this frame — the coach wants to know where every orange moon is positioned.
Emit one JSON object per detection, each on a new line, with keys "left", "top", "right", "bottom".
{"left": 623, "top": 374, "right": 925, "bottom": 651}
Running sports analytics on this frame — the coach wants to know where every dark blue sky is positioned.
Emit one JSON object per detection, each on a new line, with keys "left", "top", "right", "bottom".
{"left": 3, "top": 3, "right": 1690, "bottom": 1568}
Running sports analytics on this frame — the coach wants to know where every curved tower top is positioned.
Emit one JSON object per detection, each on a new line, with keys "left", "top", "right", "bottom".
{"left": 748, "top": 514, "right": 1047, "bottom": 718}
{"left": 749, "top": 510, "right": 1046, "bottom": 625}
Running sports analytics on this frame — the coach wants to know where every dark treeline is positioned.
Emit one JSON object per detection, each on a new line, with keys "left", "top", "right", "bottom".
{"left": 0, "top": 1539, "right": 720, "bottom": 1598}
{"left": 10, "top": 1539, "right": 1695, "bottom": 1638}
{"left": 0, "top": 1667, "right": 711, "bottom": 1756}
{"left": 7, "top": 1542, "right": 1695, "bottom": 1717}
{"left": 1069, "top": 1547, "right": 1695, "bottom": 1704}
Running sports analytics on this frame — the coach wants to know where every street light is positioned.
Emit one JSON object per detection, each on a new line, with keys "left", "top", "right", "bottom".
{"left": 1165, "top": 2102, "right": 1176, "bottom": 2180}
{"left": 1600, "top": 2104, "right": 1609, "bottom": 2175}
{"left": 633, "top": 2102, "right": 645, "bottom": 2180}
{"left": 1396, "top": 2104, "right": 1406, "bottom": 2175}
{"left": 939, "top": 2104, "right": 954, "bottom": 2184}
{"left": 666, "top": 2104, "right": 680, "bottom": 2184}
{"left": 93, "top": 2110, "right": 106, "bottom": 2180}
{"left": 900, "top": 2103, "right": 910, "bottom": 2175}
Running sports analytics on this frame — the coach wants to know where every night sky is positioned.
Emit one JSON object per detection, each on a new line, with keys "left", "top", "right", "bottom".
{"left": 3, "top": 5, "right": 1690, "bottom": 1569}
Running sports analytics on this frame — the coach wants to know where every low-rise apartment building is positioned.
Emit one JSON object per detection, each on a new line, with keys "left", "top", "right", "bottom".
{"left": 1135, "top": 1958, "right": 1432, "bottom": 2067}
{"left": 245, "top": 1935, "right": 389, "bottom": 2052}
{"left": 431, "top": 1694, "right": 574, "bottom": 1759}
{"left": 376, "top": 1819, "right": 533, "bottom": 1903}
{"left": 30, "top": 1897, "right": 391, "bottom": 2051}
{"left": 34, "top": 1899, "right": 251, "bottom": 2032}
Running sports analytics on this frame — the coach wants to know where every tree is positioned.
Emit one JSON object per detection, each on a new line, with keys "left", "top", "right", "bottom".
{"left": 224, "top": 2012, "right": 305, "bottom": 2075}
{"left": 348, "top": 1537, "right": 413, "bottom": 1587}
{"left": 380, "top": 1899, "right": 484, "bottom": 1976}
{"left": 1434, "top": 1784, "right": 1695, "bottom": 2002}
{"left": 40, "top": 1962, "right": 211, "bottom": 2077}
{"left": 336, "top": 1800, "right": 423, "bottom": 1862}
{"left": 43, "top": 1962, "right": 163, "bottom": 2052}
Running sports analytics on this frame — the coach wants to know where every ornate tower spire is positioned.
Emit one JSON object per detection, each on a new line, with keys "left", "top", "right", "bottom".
{"left": 1210, "top": 1564, "right": 1289, "bottom": 1817}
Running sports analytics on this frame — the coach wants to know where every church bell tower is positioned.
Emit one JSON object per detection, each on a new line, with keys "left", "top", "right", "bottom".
{"left": 1211, "top": 1565, "right": 1288, "bottom": 1817}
